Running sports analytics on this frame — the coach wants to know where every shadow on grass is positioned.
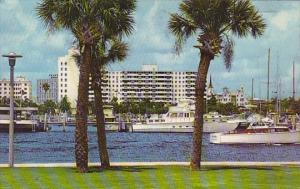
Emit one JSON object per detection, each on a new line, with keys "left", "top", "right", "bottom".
{"left": 71, "top": 166, "right": 158, "bottom": 173}
{"left": 200, "top": 166, "right": 274, "bottom": 171}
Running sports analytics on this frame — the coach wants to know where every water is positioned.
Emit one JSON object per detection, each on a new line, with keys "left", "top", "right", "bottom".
{"left": 0, "top": 126, "right": 299, "bottom": 163}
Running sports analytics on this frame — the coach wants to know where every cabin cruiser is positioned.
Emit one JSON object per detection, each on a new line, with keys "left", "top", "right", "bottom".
{"left": 131, "top": 101, "right": 243, "bottom": 133}
{"left": 210, "top": 120, "right": 300, "bottom": 144}
{"left": 0, "top": 107, "right": 47, "bottom": 132}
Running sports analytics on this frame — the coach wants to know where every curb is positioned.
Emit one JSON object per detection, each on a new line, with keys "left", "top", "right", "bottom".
{"left": 1, "top": 162, "right": 300, "bottom": 168}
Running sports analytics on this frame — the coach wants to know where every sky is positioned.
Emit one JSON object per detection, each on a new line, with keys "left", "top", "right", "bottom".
{"left": 0, "top": 0, "right": 299, "bottom": 99}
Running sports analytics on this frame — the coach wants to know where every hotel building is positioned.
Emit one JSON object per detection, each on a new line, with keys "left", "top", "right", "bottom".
{"left": 37, "top": 74, "right": 58, "bottom": 104}
{"left": 58, "top": 48, "right": 248, "bottom": 108}
{"left": 0, "top": 76, "right": 32, "bottom": 100}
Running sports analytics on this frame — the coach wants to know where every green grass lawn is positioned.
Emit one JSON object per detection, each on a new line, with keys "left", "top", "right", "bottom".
{"left": 0, "top": 166, "right": 299, "bottom": 189}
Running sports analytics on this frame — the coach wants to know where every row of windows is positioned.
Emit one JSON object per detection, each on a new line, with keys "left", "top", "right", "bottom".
{"left": 0, "top": 87, "right": 28, "bottom": 90}
{"left": 0, "top": 83, "right": 28, "bottom": 86}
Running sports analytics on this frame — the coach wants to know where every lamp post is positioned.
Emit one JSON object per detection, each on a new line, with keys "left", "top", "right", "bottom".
{"left": 2, "top": 52, "right": 22, "bottom": 167}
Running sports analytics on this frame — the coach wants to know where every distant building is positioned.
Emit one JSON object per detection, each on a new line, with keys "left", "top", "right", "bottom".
{"left": 57, "top": 48, "right": 198, "bottom": 108}
{"left": 57, "top": 47, "right": 80, "bottom": 108}
{"left": 0, "top": 76, "right": 32, "bottom": 100}
{"left": 58, "top": 47, "right": 249, "bottom": 108}
{"left": 214, "top": 87, "right": 248, "bottom": 107}
{"left": 37, "top": 74, "right": 58, "bottom": 104}
{"left": 206, "top": 77, "right": 248, "bottom": 107}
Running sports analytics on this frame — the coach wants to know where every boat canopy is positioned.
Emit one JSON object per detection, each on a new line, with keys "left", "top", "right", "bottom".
{"left": 234, "top": 122, "right": 250, "bottom": 131}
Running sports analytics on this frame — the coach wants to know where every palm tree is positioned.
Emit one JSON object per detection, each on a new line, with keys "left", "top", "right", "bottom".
{"left": 37, "top": 0, "right": 136, "bottom": 172}
{"left": 42, "top": 83, "right": 50, "bottom": 101}
{"left": 168, "top": 0, "right": 265, "bottom": 170}
{"left": 92, "top": 37, "right": 129, "bottom": 168}
{"left": 59, "top": 96, "right": 71, "bottom": 114}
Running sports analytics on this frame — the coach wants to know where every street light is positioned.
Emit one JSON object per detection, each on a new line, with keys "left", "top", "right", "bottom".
{"left": 2, "top": 52, "right": 22, "bottom": 167}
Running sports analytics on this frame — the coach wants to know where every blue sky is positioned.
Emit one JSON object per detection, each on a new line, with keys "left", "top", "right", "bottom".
{"left": 0, "top": 0, "right": 299, "bottom": 99}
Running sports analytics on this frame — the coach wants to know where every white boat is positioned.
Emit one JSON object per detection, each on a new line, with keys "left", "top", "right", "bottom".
{"left": 131, "top": 101, "right": 242, "bottom": 133}
{"left": 210, "top": 122, "right": 300, "bottom": 144}
{"left": 0, "top": 107, "right": 46, "bottom": 132}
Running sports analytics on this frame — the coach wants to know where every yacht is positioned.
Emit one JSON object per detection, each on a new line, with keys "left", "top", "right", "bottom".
{"left": 131, "top": 101, "right": 242, "bottom": 133}
{"left": 210, "top": 120, "right": 300, "bottom": 144}
{"left": 0, "top": 107, "right": 47, "bottom": 132}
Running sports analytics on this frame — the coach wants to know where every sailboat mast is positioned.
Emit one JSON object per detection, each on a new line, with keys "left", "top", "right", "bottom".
{"left": 267, "top": 48, "right": 270, "bottom": 101}
{"left": 251, "top": 78, "right": 254, "bottom": 100}
{"left": 293, "top": 61, "right": 295, "bottom": 101}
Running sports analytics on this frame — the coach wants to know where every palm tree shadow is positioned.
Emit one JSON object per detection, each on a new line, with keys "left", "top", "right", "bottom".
{"left": 71, "top": 166, "right": 157, "bottom": 173}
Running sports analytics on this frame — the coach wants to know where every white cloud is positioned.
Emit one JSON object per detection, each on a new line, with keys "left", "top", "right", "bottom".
{"left": 271, "top": 10, "right": 299, "bottom": 31}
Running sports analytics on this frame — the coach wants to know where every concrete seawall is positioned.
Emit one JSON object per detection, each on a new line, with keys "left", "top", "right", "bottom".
{"left": 1, "top": 162, "right": 300, "bottom": 168}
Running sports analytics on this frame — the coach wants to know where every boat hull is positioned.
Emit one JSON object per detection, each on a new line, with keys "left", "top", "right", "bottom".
{"left": 210, "top": 131, "right": 300, "bottom": 144}
{"left": 131, "top": 121, "right": 238, "bottom": 133}
{"left": 0, "top": 120, "right": 47, "bottom": 133}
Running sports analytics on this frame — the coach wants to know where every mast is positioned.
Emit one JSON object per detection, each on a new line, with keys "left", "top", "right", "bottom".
{"left": 267, "top": 48, "right": 270, "bottom": 101}
{"left": 251, "top": 78, "right": 254, "bottom": 100}
{"left": 293, "top": 61, "right": 295, "bottom": 101}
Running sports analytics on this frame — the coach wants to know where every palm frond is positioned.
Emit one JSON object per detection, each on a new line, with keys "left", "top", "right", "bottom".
{"left": 168, "top": 13, "right": 197, "bottom": 54}
{"left": 107, "top": 39, "right": 129, "bottom": 63}
{"left": 230, "top": 0, "right": 266, "bottom": 38}
{"left": 222, "top": 36, "right": 234, "bottom": 71}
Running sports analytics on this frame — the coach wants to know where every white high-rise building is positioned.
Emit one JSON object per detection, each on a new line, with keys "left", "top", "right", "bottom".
{"left": 58, "top": 48, "right": 248, "bottom": 108}
{"left": 57, "top": 47, "right": 80, "bottom": 108}
{"left": 57, "top": 49, "right": 197, "bottom": 108}
{"left": 0, "top": 76, "right": 32, "bottom": 100}
{"left": 37, "top": 74, "right": 58, "bottom": 104}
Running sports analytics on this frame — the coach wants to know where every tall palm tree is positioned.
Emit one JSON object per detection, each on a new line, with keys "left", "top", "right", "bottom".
{"left": 168, "top": 0, "right": 265, "bottom": 170}
{"left": 37, "top": 0, "right": 135, "bottom": 172}
{"left": 92, "top": 37, "right": 129, "bottom": 168}
{"left": 42, "top": 83, "right": 50, "bottom": 101}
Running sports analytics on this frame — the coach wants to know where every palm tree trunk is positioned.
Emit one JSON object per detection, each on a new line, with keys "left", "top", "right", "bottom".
{"left": 190, "top": 52, "right": 212, "bottom": 170}
{"left": 75, "top": 44, "right": 91, "bottom": 173}
{"left": 91, "top": 65, "right": 110, "bottom": 168}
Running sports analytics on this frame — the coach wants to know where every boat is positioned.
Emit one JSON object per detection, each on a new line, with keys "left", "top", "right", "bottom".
{"left": 131, "top": 100, "right": 243, "bottom": 133}
{"left": 0, "top": 107, "right": 48, "bottom": 132}
{"left": 210, "top": 121, "right": 300, "bottom": 144}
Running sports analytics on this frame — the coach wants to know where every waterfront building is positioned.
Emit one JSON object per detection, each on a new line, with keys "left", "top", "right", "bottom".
{"left": 58, "top": 47, "right": 248, "bottom": 108}
{"left": 205, "top": 77, "right": 248, "bottom": 107}
{"left": 57, "top": 47, "right": 80, "bottom": 108}
{"left": 57, "top": 48, "right": 197, "bottom": 108}
{"left": 0, "top": 76, "right": 32, "bottom": 100}
{"left": 213, "top": 87, "right": 248, "bottom": 107}
{"left": 102, "top": 65, "right": 197, "bottom": 104}
{"left": 37, "top": 74, "right": 58, "bottom": 104}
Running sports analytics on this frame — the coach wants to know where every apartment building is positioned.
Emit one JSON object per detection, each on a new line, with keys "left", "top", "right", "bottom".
{"left": 58, "top": 47, "right": 248, "bottom": 108}
{"left": 0, "top": 76, "right": 32, "bottom": 100}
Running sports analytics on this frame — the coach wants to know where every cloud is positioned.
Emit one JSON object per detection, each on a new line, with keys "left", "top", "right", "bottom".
{"left": 271, "top": 10, "right": 299, "bottom": 31}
